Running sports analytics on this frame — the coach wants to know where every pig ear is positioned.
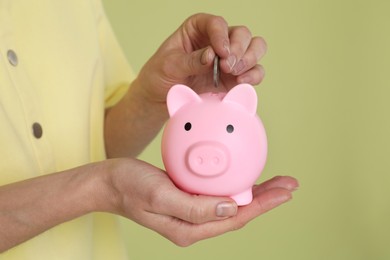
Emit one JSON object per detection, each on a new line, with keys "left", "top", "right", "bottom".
{"left": 222, "top": 83, "right": 258, "bottom": 115}
{"left": 166, "top": 84, "right": 201, "bottom": 116}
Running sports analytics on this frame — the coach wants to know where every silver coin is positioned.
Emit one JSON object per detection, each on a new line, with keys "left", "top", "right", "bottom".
{"left": 213, "top": 56, "right": 220, "bottom": 87}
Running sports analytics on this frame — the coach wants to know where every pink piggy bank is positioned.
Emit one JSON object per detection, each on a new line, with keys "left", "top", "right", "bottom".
{"left": 161, "top": 83, "right": 267, "bottom": 205}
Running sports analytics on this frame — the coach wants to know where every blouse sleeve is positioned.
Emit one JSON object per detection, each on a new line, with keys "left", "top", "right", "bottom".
{"left": 94, "top": 0, "right": 136, "bottom": 108}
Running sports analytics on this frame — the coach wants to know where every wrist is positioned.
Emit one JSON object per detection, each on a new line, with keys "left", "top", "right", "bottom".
{"left": 104, "top": 77, "right": 168, "bottom": 157}
{"left": 90, "top": 159, "right": 123, "bottom": 215}
{"left": 127, "top": 76, "right": 169, "bottom": 119}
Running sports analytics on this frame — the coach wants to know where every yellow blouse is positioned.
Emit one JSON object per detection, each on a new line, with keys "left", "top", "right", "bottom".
{"left": 0, "top": 0, "right": 134, "bottom": 258}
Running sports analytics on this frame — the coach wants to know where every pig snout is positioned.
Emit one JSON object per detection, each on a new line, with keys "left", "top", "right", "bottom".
{"left": 185, "top": 141, "right": 229, "bottom": 177}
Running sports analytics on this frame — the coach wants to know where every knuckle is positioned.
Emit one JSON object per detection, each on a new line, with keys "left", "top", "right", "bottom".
{"left": 212, "top": 15, "right": 228, "bottom": 27}
{"left": 235, "top": 25, "right": 252, "bottom": 38}
{"left": 160, "top": 57, "right": 172, "bottom": 76}
{"left": 209, "top": 16, "right": 228, "bottom": 35}
{"left": 187, "top": 203, "right": 208, "bottom": 224}
{"left": 232, "top": 218, "right": 247, "bottom": 231}
{"left": 252, "top": 36, "right": 268, "bottom": 57}
{"left": 147, "top": 187, "right": 164, "bottom": 211}
{"left": 189, "top": 13, "right": 228, "bottom": 29}
{"left": 252, "top": 194, "right": 270, "bottom": 212}
{"left": 186, "top": 54, "right": 197, "bottom": 74}
{"left": 169, "top": 232, "right": 196, "bottom": 247}
{"left": 173, "top": 237, "right": 194, "bottom": 247}
{"left": 160, "top": 56, "right": 178, "bottom": 78}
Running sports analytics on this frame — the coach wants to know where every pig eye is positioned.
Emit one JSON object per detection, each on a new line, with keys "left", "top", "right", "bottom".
{"left": 184, "top": 122, "right": 192, "bottom": 131}
{"left": 226, "top": 124, "right": 234, "bottom": 133}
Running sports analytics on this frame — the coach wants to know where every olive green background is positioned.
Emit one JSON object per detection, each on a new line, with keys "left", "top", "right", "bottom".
{"left": 102, "top": 1, "right": 390, "bottom": 259}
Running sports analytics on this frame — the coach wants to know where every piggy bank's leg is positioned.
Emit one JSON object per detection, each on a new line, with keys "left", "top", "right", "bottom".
{"left": 231, "top": 189, "right": 253, "bottom": 206}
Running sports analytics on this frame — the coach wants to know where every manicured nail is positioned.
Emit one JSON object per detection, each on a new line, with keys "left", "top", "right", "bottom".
{"left": 238, "top": 75, "right": 252, "bottom": 84}
{"left": 216, "top": 202, "right": 237, "bottom": 217}
{"left": 233, "top": 59, "right": 245, "bottom": 75}
{"left": 223, "top": 41, "right": 230, "bottom": 55}
{"left": 201, "top": 47, "right": 212, "bottom": 65}
{"left": 286, "top": 177, "right": 300, "bottom": 191}
{"left": 227, "top": 55, "right": 236, "bottom": 72}
{"left": 290, "top": 183, "right": 300, "bottom": 191}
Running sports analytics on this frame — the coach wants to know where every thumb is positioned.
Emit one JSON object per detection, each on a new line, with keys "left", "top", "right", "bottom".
{"left": 181, "top": 46, "right": 215, "bottom": 76}
{"left": 155, "top": 188, "right": 238, "bottom": 224}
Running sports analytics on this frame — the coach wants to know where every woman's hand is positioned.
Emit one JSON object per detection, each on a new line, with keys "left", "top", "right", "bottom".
{"left": 0, "top": 157, "right": 297, "bottom": 252}
{"left": 134, "top": 13, "right": 267, "bottom": 105}
{"left": 103, "top": 158, "right": 298, "bottom": 246}
{"left": 105, "top": 13, "right": 267, "bottom": 158}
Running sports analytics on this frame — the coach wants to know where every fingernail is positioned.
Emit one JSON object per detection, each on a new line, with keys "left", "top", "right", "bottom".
{"left": 233, "top": 59, "right": 245, "bottom": 75}
{"left": 238, "top": 75, "right": 252, "bottom": 84}
{"left": 216, "top": 202, "right": 237, "bottom": 217}
{"left": 223, "top": 41, "right": 230, "bottom": 55}
{"left": 201, "top": 47, "right": 212, "bottom": 65}
{"left": 291, "top": 184, "right": 299, "bottom": 191}
{"left": 287, "top": 179, "right": 300, "bottom": 191}
{"left": 227, "top": 55, "right": 236, "bottom": 72}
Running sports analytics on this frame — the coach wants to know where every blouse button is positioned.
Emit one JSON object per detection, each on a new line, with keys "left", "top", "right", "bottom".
{"left": 7, "top": 49, "right": 18, "bottom": 66}
{"left": 32, "top": 123, "right": 43, "bottom": 139}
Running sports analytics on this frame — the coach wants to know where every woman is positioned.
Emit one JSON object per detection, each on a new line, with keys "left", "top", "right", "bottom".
{"left": 0, "top": 0, "right": 298, "bottom": 258}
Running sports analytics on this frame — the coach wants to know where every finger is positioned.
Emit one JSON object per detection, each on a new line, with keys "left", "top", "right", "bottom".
{"left": 231, "top": 187, "right": 293, "bottom": 228}
{"left": 181, "top": 46, "right": 215, "bottom": 76}
{"left": 252, "top": 175, "right": 299, "bottom": 197}
{"left": 179, "top": 187, "right": 293, "bottom": 246}
{"left": 232, "top": 36, "right": 267, "bottom": 76}
{"left": 220, "top": 26, "right": 252, "bottom": 74}
{"left": 185, "top": 14, "right": 230, "bottom": 58}
{"left": 150, "top": 186, "right": 238, "bottom": 224}
{"left": 236, "top": 64, "right": 265, "bottom": 85}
